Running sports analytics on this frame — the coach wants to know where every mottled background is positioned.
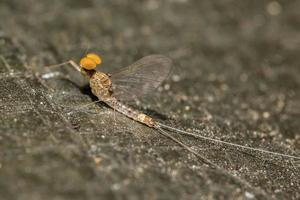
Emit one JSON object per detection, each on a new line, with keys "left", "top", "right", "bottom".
{"left": 0, "top": 0, "right": 299, "bottom": 199}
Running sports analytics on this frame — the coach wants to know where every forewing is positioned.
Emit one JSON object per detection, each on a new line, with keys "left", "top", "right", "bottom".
{"left": 110, "top": 55, "right": 172, "bottom": 101}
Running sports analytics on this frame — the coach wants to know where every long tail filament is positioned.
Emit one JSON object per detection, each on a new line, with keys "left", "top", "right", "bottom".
{"left": 156, "top": 122, "right": 300, "bottom": 160}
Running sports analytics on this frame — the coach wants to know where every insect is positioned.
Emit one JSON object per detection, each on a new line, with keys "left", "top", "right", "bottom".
{"left": 43, "top": 53, "right": 300, "bottom": 168}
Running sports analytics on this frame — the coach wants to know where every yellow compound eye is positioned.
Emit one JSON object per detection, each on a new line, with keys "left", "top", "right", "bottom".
{"left": 86, "top": 53, "right": 102, "bottom": 65}
{"left": 80, "top": 57, "right": 97, "bottom": 70}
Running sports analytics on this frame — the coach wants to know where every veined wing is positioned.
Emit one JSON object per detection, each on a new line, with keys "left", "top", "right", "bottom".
{"left": 110, "top": 55, "right": 172, "bottom": 101}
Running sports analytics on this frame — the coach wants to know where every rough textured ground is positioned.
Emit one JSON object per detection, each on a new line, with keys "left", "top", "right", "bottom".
{"left": 0, "top": 1, "right": 299, "bottom": 200}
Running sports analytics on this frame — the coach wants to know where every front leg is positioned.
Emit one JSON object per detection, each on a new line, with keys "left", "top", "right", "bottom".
{"left": 108, "top": 83, "right": 114, "bottom": 96}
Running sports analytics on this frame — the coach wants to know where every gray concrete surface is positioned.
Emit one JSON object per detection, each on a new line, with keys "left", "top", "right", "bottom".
{"left": 0, "top": 1, "right": 299, "bottom": 199}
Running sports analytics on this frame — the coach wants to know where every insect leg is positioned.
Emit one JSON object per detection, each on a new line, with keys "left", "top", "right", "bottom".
{"left": 65, "top": 100, "right": 103, "bottom": 115}
{"left": 113, "top": 100, "right": 117, "bottom": 128}
{"left": 38, "top": 60, "right": 81, "bottom": 85}
{"left": 44, "top": 60, "right": 81, "bottom": 72}
{"left": 37, "top": 70, "right": 76, "bottom": 92}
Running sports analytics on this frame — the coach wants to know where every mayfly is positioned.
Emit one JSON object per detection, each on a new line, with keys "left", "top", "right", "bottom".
{"left": 43, "top": 53, "right": 300, "bottom": 168}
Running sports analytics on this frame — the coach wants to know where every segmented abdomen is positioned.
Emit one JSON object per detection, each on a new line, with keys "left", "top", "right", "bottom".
{"left": 104, "top": 97, "right": 156, "bottom": 127}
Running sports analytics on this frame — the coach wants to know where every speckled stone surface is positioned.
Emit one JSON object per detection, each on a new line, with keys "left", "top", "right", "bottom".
{"left": 0, "top": 1, "right": 299, "bottom": 199}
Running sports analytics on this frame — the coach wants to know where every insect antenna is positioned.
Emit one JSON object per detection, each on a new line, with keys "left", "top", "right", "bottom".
{"left": 81, "top": 44, "right": 90, "bottom": 59}
{"left": 156, "top": 123, "right": 300, "bottom": 160}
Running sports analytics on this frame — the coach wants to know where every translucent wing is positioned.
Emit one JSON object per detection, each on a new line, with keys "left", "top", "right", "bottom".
{"left": 110, "top": 55, "right": 172, "bottom": 101}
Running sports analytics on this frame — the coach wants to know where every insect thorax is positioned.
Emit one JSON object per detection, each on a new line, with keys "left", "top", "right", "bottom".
{"left": 90, "top": 71, "right": 112, "bottom": 100}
